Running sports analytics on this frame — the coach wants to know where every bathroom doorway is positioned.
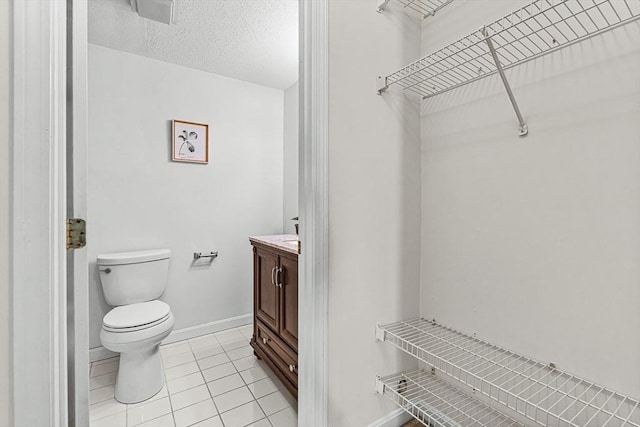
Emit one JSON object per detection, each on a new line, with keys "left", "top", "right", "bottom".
{"left": 62, "top": 0, "right": 330, "bottom": 425}
{"left": 10, "top": 0, "right": 327, "bottom": 424}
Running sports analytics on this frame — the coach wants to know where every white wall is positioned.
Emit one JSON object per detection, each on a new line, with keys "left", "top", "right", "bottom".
{"left": 283, "top": 81, "right": 299, "bottom": 234}
{"left": 0, "top": 1, "right": 13, "bottom": 424}
{"left": 420, "top": 1, "right": 640, "bottom": 398}
{"left": 88, "top": 45, "right": 284, "bottom": 349}
{"left": 327, "top": 1, "right": 422, "bottom": 424}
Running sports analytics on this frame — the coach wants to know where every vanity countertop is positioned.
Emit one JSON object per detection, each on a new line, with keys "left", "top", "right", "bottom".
{"left": 249, "top": 234, "right": 299, "bottom": 255}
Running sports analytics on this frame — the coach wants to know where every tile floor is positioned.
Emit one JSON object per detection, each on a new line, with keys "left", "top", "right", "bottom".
{"left": 89, "top": 324, "right": 297, "bottom": 427}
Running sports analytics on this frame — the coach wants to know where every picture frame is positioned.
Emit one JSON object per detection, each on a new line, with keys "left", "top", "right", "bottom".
{"left": 172, "top": 119, "right": 209, "bottom": 164}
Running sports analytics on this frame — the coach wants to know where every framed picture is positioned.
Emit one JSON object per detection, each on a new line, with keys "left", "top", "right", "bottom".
{"left": 172, "top": 120, "right": 209, "bottom": 164}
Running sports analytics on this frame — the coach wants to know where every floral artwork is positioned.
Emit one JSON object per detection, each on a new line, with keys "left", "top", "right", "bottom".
{"left": 172, "top": 120, "right": 209, "bottom": 163}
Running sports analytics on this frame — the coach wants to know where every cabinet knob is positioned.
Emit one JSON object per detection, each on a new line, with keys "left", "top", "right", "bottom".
{"left": 262, "top": 337, "right": 268, "bottom": 345}
{"left": 289, "top": 364, "right": 296, "bottom": 373}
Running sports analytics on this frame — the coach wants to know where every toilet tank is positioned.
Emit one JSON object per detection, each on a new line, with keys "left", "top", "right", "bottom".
{"left": 97, "top": 249, "right": 171, "bottom": 306}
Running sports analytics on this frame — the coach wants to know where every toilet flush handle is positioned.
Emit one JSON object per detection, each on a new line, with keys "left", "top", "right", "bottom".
{"left": 101, "top": 267, "right": 112, "bottom": 274}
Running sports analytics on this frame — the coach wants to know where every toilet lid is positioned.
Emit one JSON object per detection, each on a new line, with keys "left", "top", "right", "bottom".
{"left": 103, "top": 300, "right": 171, "bottom": 330}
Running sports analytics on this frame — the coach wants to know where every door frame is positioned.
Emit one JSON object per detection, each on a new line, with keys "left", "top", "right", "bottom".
{"left": 298, "top": 1, "right": 329, "bottom": 425}
{"left": 11, "top": 0, "right": 328, "bottom": 425}
{"left": 12, "top": 0, "right": 69, "bottom": 425}
{"left": 67, "top": 0, "right": 90, "bottom": 425}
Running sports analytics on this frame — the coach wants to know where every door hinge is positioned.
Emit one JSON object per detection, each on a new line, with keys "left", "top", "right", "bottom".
{"left": 66, "top": 218, "right": 86, "bottom": 250}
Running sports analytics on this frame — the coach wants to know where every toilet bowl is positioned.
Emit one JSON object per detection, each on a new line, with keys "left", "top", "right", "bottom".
{"left": 97, "top": 249, "right": 174, "bottom": 404}
{"left": 100, "top": 301, "right": 175, "bottom": 403}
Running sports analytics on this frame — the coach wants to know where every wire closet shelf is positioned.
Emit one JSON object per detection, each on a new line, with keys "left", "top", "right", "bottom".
{"left": 378, "top": 0, "right": 640, "bottom": 100}
{"left": 378, "top": 369, "right": 524, "bottom": 427}
{"left": 377, "top": 318, "right": 640, "bottom": 427}
{"left": 377, "top": 0, "right": 455, "bottom": 18}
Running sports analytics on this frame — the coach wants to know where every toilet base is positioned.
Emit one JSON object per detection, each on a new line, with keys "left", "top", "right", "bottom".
{"left": 114, "top": 345, "right": 165, "bottom": 404}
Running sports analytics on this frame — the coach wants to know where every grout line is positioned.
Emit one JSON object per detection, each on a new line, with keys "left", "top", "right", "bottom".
{"left": 165, "top": 381, "right": 178, "bottom": 427}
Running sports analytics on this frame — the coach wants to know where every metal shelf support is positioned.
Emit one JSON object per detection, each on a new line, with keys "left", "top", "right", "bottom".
{"left": 377, "top": 0, "right": 640, "bottom": 136}
{"left": 376, "top": 76, "right": 388, "bottom": 95}
{"left": 376, "top": 0, "right": 391, "bottom": 14}
{"left": 482, "top": 26, "right": 529, "bottom": 137}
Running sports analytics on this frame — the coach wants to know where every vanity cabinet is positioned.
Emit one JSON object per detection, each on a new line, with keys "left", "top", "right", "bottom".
{"left": 249, "top": 236, "right": 298, "bottom": 398}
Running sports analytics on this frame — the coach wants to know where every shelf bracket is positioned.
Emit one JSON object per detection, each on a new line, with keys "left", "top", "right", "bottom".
{"left": 375, "top": 376, "right": 385, "bottom": 395}
{"left": 376, "top": 76, "right": 388, "bottom": 95}
{"left": 375, "top": 323, "right": 385, "bottom": 342}
{"left": 376, "top": 0, "right": 391, "bottom": 13}
{"left": 481, "top": 27, "right": 528, "bottom": 137}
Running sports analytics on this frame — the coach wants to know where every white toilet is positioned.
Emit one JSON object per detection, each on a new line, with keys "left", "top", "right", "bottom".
{"left": 97, "top": 249, "right": 175, "bottom": 404}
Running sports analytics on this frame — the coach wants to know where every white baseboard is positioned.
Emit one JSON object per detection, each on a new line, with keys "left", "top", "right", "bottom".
{"left": 162, "top": 313, "right": 252, "bottom": 345}
{"left": 367, "top": 408, "right": 412, "bottom": 427}
{"left": 89, "top": 313, "right": 253, "bottom": 362}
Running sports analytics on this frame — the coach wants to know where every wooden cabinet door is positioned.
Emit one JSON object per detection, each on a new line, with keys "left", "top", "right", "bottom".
{"left": 278, "top": 254, "right": 298, "bottom": 351}
{"left": 254, "top": 247, "right": 279, "bottom": 332}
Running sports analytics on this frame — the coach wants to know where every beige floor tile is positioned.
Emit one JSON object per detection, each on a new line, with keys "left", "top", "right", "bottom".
{"left": 189, "top": 416, "right": 223, "bottom": 427}
{"left": 197, "top": 353, "right": 230, "bottom": 370}
{"left": 90, "top": 371, "right": 117, "bottom": 390}
{"left": 173, "top": 399, "right": 218, "bottom": 427}
{"left": 239, "top": 365, "right": 269, "bottom": 385}
{"left": 206, "top": 373, "right": 245, "bottom": 397}
{"left": 160, "top": 342, "right": 192, "bottom": 358}
{"left": 136, "top": 413, "right": 175, "bottom": 427}
{"left": 268, "top": 407, "right": 297, "bottom": 427}
{"left": 126, "top": 397, "right": 172, "bottom": 426}
{"left": 165, "top": 361, "right": 199, "bottom": 381}
{"left": 246, "top": 377, "right": 278, "bottom": 400}
{"left": 188, "top": 334, "right": 219, "bottom": 351}
{"left": 90, "top": 410, "right": 126, "bottom": 427}
{"left": 219, "top": 401, "right": 266, "bottom": 427}
{"left": 193, "top": 345, "right": 225, "bottom": 360}
{"left": 90, "top": 398, "right": 127, "bottom": 422}
{"left": 257, "top": 391, "right": 290, "bottom": 416}
{"left": 202, "top": 362, "right": 236, "bottom": 382}
{"left": 90, "top": 359, "right": 120, "bottom": 377}
{"left": 90, "top": 385, "right": 115, "bottom": 405}
{"left": 226, "top": 346, "right": 254, "bottom": 361}
{"left": 213, "top": 386, "right": 254, "bottom": 413}
{"left": 169, "top": 384, "right": 211, "bottom": 411}
{"left": 167, "top": 372, "right": 205, "bottom": 394}
{"left": 162, "top": 352, "right": 195, "bottom": 369}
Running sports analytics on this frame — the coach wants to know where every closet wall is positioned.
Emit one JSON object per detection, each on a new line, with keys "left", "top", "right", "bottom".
{"left": 419, "top": 0, "right": 640, "bottom": 398}
{"left": 327, "top": 1, "right": 422, "bottom": 425}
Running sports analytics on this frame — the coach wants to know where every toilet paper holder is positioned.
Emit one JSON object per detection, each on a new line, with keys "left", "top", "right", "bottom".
{"left": 193, "top": 251, "right": 218, "bottom": 260}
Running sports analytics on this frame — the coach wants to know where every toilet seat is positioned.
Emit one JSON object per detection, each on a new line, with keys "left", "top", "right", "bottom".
{"left": 103, "top": 300, "right": 171, "bottom": 333}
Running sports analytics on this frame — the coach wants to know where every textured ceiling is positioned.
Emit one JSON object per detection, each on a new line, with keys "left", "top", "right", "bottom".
{"left": 88, "top": 0, "right": 298, "bottom": 90}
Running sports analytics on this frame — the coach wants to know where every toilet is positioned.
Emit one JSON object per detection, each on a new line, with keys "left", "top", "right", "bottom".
{"left": 97, "top": 249, "right": 175, "bottom": 404}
